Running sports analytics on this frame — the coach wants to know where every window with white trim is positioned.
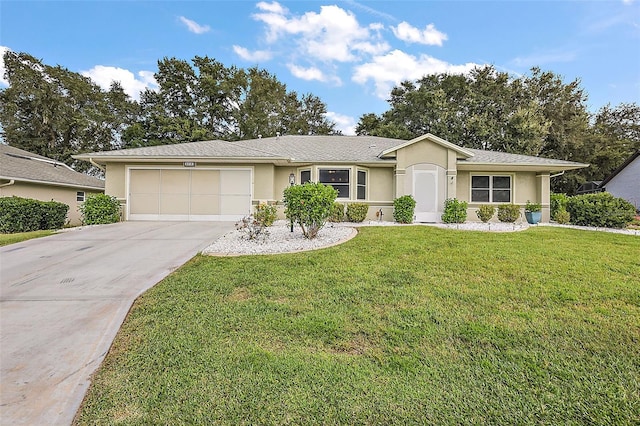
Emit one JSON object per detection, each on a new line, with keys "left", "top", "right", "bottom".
{"left": 76, "top": 191, "right": 85, "bottom": 202}
{"left": 357, "top": 170, "right": 367, "bottom": 200}
{"left": 319, "top": 168, "right": 350, "bottom": 198}
{"left": 471, "top": 175, "right": 512, "bottom": 203}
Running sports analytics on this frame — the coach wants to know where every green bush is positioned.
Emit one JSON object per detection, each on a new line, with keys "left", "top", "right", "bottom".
{"left": 442, "top": 198, "right": 468, "bottom": 223}
{"left": 476, "top": 204, "right": 495, "bottom": 223}
{"left": 329, "top": 202, "right": 345, "bottom": 223}
{"left": 346, "top": 202, "right": 369, "bottom": 222}
{"left": 393, "top": 195, "right": 416, "bottom": 224}
{"left": 40, "top": 200, "right": 69, "bottom": 230}
{"left": 555, "top": 208, "right": 571, "bottom": 224}
{"left": 525, "top": 200, "right": 541, "bottom": 212}
{"left": 79, "top": 194, "right": 121, "bottom": 225}
{"left": 283, "top": 182, "right": 338, "bottom": 239}
{"left": 497, "top": 204, "right": 520, "bottom": 223}
{"left": 254, "top": 203, "right": 277, "bottom": 227}
{"left": 0, "top": 196, "right": 68, "bottom": 233}
{"left": 550, "top": 193, "right": 569, "bottom": 219}
{"left": 565, "top": 192, "right": 635, "bottom": 228}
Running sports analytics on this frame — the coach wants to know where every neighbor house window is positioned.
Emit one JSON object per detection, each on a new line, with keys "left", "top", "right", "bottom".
{"left": 357, "top": 170, "right": 367, "bottom": 200}
{"left": 76, "top": 191, "right": 85, "bottom": 202}
{"left": 471, "top": 175, "right": 512, "bottom": 203}
{"left": 319, "top": 168, "right": 350, "bottom": 198}
{"left": 300, "top": 170, "right": 311, "bottom": 184}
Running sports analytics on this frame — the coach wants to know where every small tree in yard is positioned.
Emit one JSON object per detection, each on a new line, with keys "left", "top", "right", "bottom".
{"left": 283, "top": 182, "right": 338, "bottom": 239}
{"left": 79, "top": 194, "right": 121, "bottom": 225}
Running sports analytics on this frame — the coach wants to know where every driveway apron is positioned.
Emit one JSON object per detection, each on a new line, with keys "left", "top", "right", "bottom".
{"left": 0, "top": 221, "right": 233, "bottom": 425}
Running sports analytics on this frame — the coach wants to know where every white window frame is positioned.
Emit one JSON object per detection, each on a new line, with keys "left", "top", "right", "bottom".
{"left": 470, "top": 174, "right": 513, "bottom": 203}
{"left": 356, "top": 168, "right": 368, "bottom": 200}
{"left": 76, "top": 191, "right": 85, "bottom": 202}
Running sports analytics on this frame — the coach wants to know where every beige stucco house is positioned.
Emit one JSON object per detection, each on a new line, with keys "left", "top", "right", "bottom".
{"left": 74, "top": 134, "right": 587, "bottom": 223}
{"left": 1, "top": 144, "right": 105, "bottom": 225}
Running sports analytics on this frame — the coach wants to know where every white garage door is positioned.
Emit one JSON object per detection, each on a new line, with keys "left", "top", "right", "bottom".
{"left": 128, "top": 168, "right": 252, "bottom": 221}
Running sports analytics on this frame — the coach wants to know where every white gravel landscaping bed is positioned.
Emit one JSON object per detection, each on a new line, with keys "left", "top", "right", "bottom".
{"left": 203, "top": 219, "right": 638, "bottom": 256}
{"left": 202, "top": 220, "right": 357, "bottom": 256}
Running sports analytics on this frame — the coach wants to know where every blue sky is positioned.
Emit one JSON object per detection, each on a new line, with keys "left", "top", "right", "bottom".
{"left": 1, "top": 0, "right": 639, "bottom": 134}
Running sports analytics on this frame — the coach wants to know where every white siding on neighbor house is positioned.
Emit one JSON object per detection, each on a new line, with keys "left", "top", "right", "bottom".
{"left": 603, "top": 156, "right": 640, "bottom": 211}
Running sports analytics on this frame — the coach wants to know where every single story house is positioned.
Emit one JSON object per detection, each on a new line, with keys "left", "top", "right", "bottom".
{"left": 0, "top": 144, "right": 105, "bottom": 225}
{"left": 597, "top": 150, "right": 639, "bottom": 212}
{"left": 74, "top": 134, "right": 588, "bottom": 223}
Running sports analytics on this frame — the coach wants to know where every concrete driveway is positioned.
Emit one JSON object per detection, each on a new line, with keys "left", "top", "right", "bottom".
{"left": 0, "top": 221, "right": 234, "bottom": 425}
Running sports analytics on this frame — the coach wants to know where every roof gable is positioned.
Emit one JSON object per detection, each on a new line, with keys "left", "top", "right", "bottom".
{"left": 599, "top": 150, "right": 640, "bottom": 187}
{"left": 379, "top": 133, "right": 474, "bottom": 159}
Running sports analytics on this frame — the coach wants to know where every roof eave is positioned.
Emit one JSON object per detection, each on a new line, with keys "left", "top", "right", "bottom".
{"left": 0, "top": 175, "right": 105, "bottom": 190}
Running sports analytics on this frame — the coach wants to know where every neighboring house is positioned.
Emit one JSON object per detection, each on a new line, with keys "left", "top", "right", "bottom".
{"left": 598, "top": 150, "right": 640, "bottom": 212}
{"left": 0, "top": 144, "right": 105, "bottom": 225}
{"left": 74, "top": 133, "right": 588, "bottom": 223}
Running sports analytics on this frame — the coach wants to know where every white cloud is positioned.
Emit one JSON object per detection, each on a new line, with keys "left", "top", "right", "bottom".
{"left": 256, "top": 1, "right": 288, "bottom": 14}
{"left": 392, "top": 22, "right": 447, "bottom": 46}
{"left": 233, "top": 45, "right": 273, "bottom": 62}
{"left": 353, "top": 49, "right": 480, "bottom": 98}
{"left": 178, "top": 16, "right": 211, "bottom": 34}
{"left": 252, "top": 2, "right": 389, "bottom": 62}
{"left": 82, "top": 65, "right": 157, "bottom": 100}
{"left": 287, "top": 63, "right": 342, "bottom": 85}
{"left": 325, "top": 111, "right": 357, "bottom": 135}
{"left": 0, "top": 46, "right": 10, "bottom": 86}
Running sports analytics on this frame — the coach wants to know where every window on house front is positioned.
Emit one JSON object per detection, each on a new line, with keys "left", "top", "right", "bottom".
{"left": 319, "top": 168, "right": 350, "bottom": 198}
{"left": 300, "top": 170, "right": 311, "bottom": 184}
{"left": 357, "top": 170, "right": 367, "bottom": 200}
{"left": 77, "top": 191, "right": 85, "bottom": 202}
{"left": 471, "top": 175, "right": 512, "bottom": 203}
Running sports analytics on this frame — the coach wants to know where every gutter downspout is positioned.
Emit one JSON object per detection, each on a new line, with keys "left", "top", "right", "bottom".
{"left": 0, "top": 179, "right": 15, "bottom": 188}
{"left": 89, "top": 158, "right": 105, "bottom": 172}
{"left": 549, "top": 171, "right": 565, "bottom": 178}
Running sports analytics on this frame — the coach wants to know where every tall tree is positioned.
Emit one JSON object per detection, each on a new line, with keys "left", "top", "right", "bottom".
{"left": 0, "top": 51, "right": 138, "bottom": 172}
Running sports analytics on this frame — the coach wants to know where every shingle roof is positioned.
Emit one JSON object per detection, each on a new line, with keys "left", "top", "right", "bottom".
{"left": 75, "top": 135, "right": 587, "bottom": 169}
{"left": 75, "top": 135, "right": 403, "bottom": 163}
{"left": 0, "top": 144, "right": 105, "bottom": 189}
{"left": 462, "top": 148, "right": 588, "bottom": 167}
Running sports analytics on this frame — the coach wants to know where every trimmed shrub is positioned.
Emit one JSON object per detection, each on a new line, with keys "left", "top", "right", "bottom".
{"left": 79, "top": 194, "right": 120, "bottom": 225}
{"left": 565, "top": 192, "right": 635, "bottom": 228}
{"left": 283, "top": 182, "right": 338, "bottom": 239}
{"left": 550, "top": 193, "right": 569, "bottom": 219}
{"left": 346, "top": 202, "right": 369, "bottom": 222}
{"left": 329, "top": 202, "right": 345, "bottom": 223}
{"left": 497, "top": 204, "right": 520, "bottom": 223}
{"left": 555, "top": 208, "right": 571, "bottom": 224}
{"left": 442, "top": 198, "right": 468, "bottom": 223}
{"left": 0, "top": 196, "right": 68, "bottom": 233}
{"left": 393, "top": 195, "right": 416, "bottom": 224}
{"left": 476, "top": 204, "right": 495, "bottom": 223}
{"left": 254, "top": 203, "right": 277, "bottom": 227}
{"left": 40, "top": 200, "right": 69, "bottom": 230}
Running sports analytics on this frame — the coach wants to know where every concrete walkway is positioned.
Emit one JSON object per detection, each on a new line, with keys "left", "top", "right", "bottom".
{"left": 0, "top": 221, "right": 234, "bottom": 425}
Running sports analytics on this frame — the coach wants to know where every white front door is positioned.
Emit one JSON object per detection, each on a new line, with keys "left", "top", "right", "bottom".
{"left": 413, "top": 170, "right": 439, "bottom": 222}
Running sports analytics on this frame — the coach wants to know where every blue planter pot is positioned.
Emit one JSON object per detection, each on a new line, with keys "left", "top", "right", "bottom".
{"left": 525, "top": 211, "right": 542, "bottom": 224}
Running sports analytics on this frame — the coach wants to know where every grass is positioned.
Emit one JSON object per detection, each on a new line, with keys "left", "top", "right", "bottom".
{"left": 0, "top": 229, "right": 55, "bottom": 246}
{"left": 75, "top": 226, "right": 640, "bottom": 425}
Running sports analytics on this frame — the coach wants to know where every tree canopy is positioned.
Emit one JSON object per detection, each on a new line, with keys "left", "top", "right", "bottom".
{"left": 0, "top": 51, "right": 337, "bottom": 171}
{"left": 356, "top": 66, "right": 639, "bottom": 194}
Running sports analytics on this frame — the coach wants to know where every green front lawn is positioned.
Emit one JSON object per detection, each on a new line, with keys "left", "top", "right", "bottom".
{"left": 0, "top": 229, "right": 55, "bottom": 246}
{"left": 75, "top": 227, "right": 640, "bottom": 425}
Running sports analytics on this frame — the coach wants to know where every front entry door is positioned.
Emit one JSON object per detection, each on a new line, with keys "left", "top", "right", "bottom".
{"left": 413, "top": 170, "right": 439, "bottom": 222}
